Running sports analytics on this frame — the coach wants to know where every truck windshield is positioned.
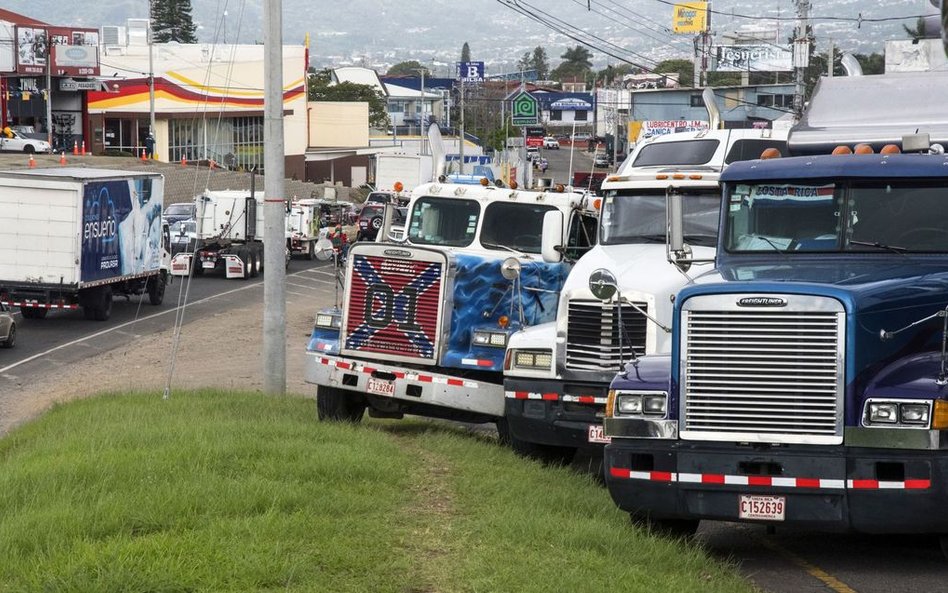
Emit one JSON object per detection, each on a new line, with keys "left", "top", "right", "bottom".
{"left": 600, "top": 189, "right": 719, "bottom": 246}
{"left": 632, "top": 139, "right": 719, "bottom": 167}
{"left": 407, "top": 197, "right": 479, "bottom": 247}
{"left": 725, "top": 180, "right": 948, "bottom": 253}
{"left": 480, "top": 201, "right": 557, "bottom": 253}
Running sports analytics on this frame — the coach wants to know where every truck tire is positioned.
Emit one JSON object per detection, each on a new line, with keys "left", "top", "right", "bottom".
{"left": 241, "top": 250, "right": 251, "bottom": 280}
{"left": 508, "top": 432, "right": 576, "bottom": 466}
{"left": 316, "top": 385, "right": 365, "bottom": 423}
{"left": 19, "top": 307, "right": 48, "bottom": 320}
{"left": 250, "top": 251, "right": 259, "bottom": 277}
{"left": 306, "top": 240, "right": 316, "bottom": 260}
{"left": 84, "top": 286, "right": 112, "bottom": 321}
{"left": 147, "top": 272, "right": 166, "bottom": 305}
{"left": 193, "top": 254, "right": 204, "bottom": 276}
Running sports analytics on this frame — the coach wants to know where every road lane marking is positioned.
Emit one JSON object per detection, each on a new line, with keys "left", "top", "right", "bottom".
{"left": 287, "top": 280, "right": 325, "bottom": 290}
{"left": 758, "top": 537, "right": 859, "bottom": 593}
{"left": 0, "top": 269, "right": 318, "bottom": 375}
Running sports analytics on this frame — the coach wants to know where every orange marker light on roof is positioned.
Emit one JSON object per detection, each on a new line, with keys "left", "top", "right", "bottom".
{"left": 554, "top": 184, "right": 565, "bottom": 193}
{"left": 672, "top": 173, "right": 685, "bottom": 180}
{"left": 509, "top": 180, "right": 518, "bottom": 190}
{"left": 832, "top": 145, "right": 853, "bottom": 155}
{"left": 760, "top": 147, "right": 782, "bottom": 159}
{"left": 480, "top": 177, "right": 489, "bottom": 186}
{"left": 854, "top": 143, "right": 874, "bottom": 155}
{"left": 593, "top": 198, "right": 602, "bottom": 210}
{"left": 881, "top": 144, "right": 901, "bottom": 155}
{"left": 689, "top": 174, "right": 703, "bottom": 180}
{"left": 498, "top": 315, "right": 510, "bottom": 329}
{"left": 393, "top": 181, "right": 404, "bottom": 192}
{"left": 656, "top": 174, "right": 669, "bottom": 180}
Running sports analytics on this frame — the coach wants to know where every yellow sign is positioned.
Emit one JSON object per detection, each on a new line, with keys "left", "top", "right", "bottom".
{"left": 673, "top": 1, "right": 708, "bottom": 34}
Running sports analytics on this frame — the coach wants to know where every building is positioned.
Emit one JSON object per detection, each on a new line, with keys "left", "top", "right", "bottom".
{"left": 89, "top": 19, "right": 308, "bottom": 178}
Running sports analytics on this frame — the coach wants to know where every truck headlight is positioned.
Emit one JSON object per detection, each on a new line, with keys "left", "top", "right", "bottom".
{"left": 613, "top": 391, "right": 668, "bottom": 418}
{"left": 510, "top": 349, "right": 553, "bottom": 371}
{"left": 472, "top": 330, "right": 508, "bottom": 348}
{"left": 315, "top": 312, "right": 341, "bottom": 329}
{"left": 863, "top": 399, "right": 931, "bottom": 428}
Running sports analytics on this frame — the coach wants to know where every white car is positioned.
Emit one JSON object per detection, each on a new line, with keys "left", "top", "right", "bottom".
{"left": 543, "top": 136, "right": 560, "bottom": 149}
{"left": 0, "top": 130, "right": 51, "bottom": 154}
{"left": 0, "top": 303, "right": 15, "bottom": 348}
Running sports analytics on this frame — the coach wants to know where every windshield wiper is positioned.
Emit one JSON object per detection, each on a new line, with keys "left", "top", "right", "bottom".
{"left": 628, "top": 234, "right": 666, "bottom": 244}
{"left": 482, "top": 242, "right": 530, "bottom": 257}
{"left": 750, "top": 234, "right": 789, "bottom": 257}
{"left": 849, "top": 239, "right": 907, "bottom": 254}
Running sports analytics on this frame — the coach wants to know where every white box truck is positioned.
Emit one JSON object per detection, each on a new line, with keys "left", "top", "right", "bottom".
{"left": 0, "top": 168, "right": 169, "bottom": 321}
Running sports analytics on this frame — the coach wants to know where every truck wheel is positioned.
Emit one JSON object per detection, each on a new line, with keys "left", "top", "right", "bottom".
{"left": 148, "top": 273, "right": 166, "bottom": 305}
{"left": 631, "top": 514, "right": 700, "bottom": 540}
{"left": 508, "top": 432, "right": 576, "bottom": 466}
{"left": 316, "top": 385, "right": 365, "bottom": 423}
{"left": 1, "top": 323, "right": 15, "bottom": 348}
{"left": 20, "top": 307, "right": 48, "bottom": 320}
{"left": 306, "top": 241, "right": 316, "bottom": 260}
{"left": 84, "top": 286, "right": 113, "bottom": 321}
{"left": 250, "top": 252, "right": 259, "bottom": 277}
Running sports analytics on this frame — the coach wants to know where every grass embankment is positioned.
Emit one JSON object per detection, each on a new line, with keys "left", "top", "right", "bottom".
{"left": 0, "top": 391, "right": 752, "bottom": 592}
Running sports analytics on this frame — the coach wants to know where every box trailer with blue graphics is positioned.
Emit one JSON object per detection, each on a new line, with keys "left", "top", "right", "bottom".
{"left": 0, "top": 168, "right": 169, "bottom": 321}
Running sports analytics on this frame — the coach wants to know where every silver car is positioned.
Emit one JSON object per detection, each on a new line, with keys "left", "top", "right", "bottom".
{"left": 0, "top": 303, "right": 15, "bottom": 348}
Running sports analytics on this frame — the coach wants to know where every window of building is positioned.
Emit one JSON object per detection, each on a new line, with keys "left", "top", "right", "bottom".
{"left": 574, "top": 110, "right": 588, "bottom": 121}
{"left": 690, "top": 94, "right": 704, "bottom": 107}
{"left": 168, "top": 116, "right": 265, "bottom": 171}
{"left": 550, "top": 109, "right": 563, "bottom": 121}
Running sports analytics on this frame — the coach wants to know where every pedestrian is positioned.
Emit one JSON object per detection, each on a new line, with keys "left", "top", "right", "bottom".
{"left": 144, "top": 133, "right": 155, "bottom": 159}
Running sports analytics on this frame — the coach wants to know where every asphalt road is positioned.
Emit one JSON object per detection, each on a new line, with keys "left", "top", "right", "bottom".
{"left": 529, "top": 142, "right": 612, "bottom": 188}
{"left": 0, "top": 257, "right": 330, "bottom": 394}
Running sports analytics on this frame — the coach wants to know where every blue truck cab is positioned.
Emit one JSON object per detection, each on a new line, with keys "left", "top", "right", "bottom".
{"left": 603, "top": 148, "right": 948, "bottom": 548}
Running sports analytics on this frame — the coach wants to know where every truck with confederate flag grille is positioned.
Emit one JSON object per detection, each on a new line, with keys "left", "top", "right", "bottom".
{"left": 305, "top": 179, "right": 598, "bottom": 434}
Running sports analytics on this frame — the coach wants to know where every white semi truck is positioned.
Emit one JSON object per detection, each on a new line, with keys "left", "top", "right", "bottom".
{"left": 170, "top": 189, "right": 288, "bottom": 279}
{"left": 503, "top": 106, "right": 789, "bottom": 461}
{"left": 0, "top": 168, "right": 169, "bottom": 321}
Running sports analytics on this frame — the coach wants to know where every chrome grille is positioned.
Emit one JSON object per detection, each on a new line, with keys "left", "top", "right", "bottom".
{"left": 680, "top": 294, "right": 844, "bottom": 445}
{"left": 565, "top": 299, "right": 648, "bottom": 371}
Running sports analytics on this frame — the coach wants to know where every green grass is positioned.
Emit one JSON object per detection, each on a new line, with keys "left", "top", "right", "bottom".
{"left": 0, "top": 391, "right": 753, "bottom": 593}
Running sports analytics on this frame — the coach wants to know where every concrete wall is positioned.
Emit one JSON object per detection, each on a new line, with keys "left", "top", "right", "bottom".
{"left": 308, "top": 101, "right": 368, "bottom": 148}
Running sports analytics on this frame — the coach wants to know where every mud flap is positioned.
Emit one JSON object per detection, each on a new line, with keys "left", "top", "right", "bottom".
{"left": 224, "top": 254, "right": 245, "bottom": 279}
{"left": 170, "top": 253, "right": 191, "bottom": 276}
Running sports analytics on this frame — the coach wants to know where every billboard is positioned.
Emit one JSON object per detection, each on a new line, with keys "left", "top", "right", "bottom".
{"left": 673, "top": 2, "right": 708, "bottom": 34}
{"left": 456, "top": 61, "right": 485, "bottom": 82}
{"left": 81, "top": 178, "right": 164, "bottom": 283}
{"left": 629, "top": 120, "right": 709, "bottom": 142}
{"left": 16, "top": 26, "right": 99, "bottom": 76}
{"left": 714, "top": 45, "right": 793, "bottom": 72}
{"left": 623, "top": 72, "right": 680, "bottom": 89}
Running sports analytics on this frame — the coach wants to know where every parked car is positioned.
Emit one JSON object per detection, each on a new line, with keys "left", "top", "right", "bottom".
{"left": 593, "top": 153, "right": 611, "bottom": 168}
{"left": 543, "top": 136, "right": 560, "bottom": 149}
{"left": 0, "top": 129, "right": 50, "bottom": 154}
{"left": 572, "top": 132, "right": 593, "bottom": 142}
{"left": 526, "top": 146, "right": 540, "bottom": 162}
{"left": 357, "top": 203, "right": 407, "bottom": 242}
{"left": 0, "top": 303, "right": 15, "bottom": 348}
{"left": 163, "top": 202, "right": 196, "bottom": 226}
{"left": 169, "top": 219, "right": 198, "bottom": 254}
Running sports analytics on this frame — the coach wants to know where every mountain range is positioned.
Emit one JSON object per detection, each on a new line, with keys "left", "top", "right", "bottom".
{"left": 3, "top": 0, "right": 936, "bottom": 75}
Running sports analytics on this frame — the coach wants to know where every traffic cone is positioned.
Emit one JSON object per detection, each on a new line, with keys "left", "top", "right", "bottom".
{"left": 180, "top": 154, "right": 187, "bottom": 167}
{"left": 28, "top": 154, "right": 35, "bottom": 168}
{"left": 209, "top": 159, "right": 216, "bottom": 170}
{"left": 72, "top": 141, "right": 78, "bottom": 156}
{"left": 59, "top": 151, "right": 66, "bottom": 166}
{"left": 80, "top": 141, "right": 86, "bottom": 156}
{"left": 140, "top": 149, "right": 147, "bottom": 162}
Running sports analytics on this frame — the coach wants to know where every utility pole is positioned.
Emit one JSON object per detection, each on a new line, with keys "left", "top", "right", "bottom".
{"left": 420, "top": 67, "right": 426, "bottom": 155}
{"left": 44, "top": 34, "right": 52, "bottom": 149}
{"left": 793, "top": 0, "right": 812, "bottom": 118}
{"left": 148, "top": 20, "right": 156, "bottom": 137}
{"left": 459, "top": 80, "right": 465, "bottom": 175}
{"left": 263, "top": 0, "right": 286, "bottom": 395}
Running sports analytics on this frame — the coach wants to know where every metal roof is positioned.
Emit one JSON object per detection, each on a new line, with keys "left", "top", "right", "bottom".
{"left": 789, "top": 71, "right": 948, "bottom": 155}
{"left": 0, "top": 167, "right": 162, "bottom": 181}
{"left": 721, "top": 154, "right": 948, "bottom": 182}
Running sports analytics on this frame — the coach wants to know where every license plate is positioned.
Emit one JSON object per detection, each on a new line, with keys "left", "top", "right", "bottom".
{"left": 739, "top": 495, "right": 786, "bottom": 521}
{"left": 587, "top": 424, "right": 611, "bottom": 444}
{"left": 366, "top": 377, "right": 395, "bottom": 397}
{"left": 202, "top": 261, "right": 216, "bottom": 269}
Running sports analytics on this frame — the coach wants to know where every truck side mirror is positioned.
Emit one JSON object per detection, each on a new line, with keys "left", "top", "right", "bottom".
{"left": 541, "top": 210, "right": 564, "bottom": 263}
{"left": 667, "top": 189, "right": 684, "bottom": 255}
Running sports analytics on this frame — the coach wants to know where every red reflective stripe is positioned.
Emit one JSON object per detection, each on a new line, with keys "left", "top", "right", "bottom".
{"left": 748, "top": 476, "right": 772, "bottom": 487}
{"left": 477, "top": 359, "right": 493, "bottom": 367}
{"left": 796, "top": 478, "right": 821, "bottom": 489}
{"left": 394, "top": 372, "right": 406, "bottom": 379}
{"left": 363, "top": 367, "right": 376, "bottom": 374}
{"left": 447, "top": 378, "right": 464, "bottom": 387}
{"left": 418, "top": 375, "right": 433, "bottom": 383}
{"left": 702, "top": 474, "right": 725, "bottom": 484}
{"left": 541, "top": 393, "right": 558, "bottom": 401}
{"left": 577, "top": 396, "right": 596, "bottom": 404}
{"left": 650, "top": 471, "right": 674, "bottom": 482}
{"left": 336, "top": 361, "right": 352, "bottom": 370}
{"left": 850, "top": 479, "right": 879, "bottom": 490}
{"left": 609, "top": 467, "right": 629, "bottom": 478}
{"left": 514, "top": 391, "right": 529, "bottom": 399}
{"left": 904, "top": 479, "right": 931, "bottom": 490}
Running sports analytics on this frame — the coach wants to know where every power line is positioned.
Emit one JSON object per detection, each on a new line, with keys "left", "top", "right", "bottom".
{"left": 648, "top": 0, "right": 929, "bottom": 23}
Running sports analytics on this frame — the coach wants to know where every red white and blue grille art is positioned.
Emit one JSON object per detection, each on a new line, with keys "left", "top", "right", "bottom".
{"left": 345, "top": 255, "right": 443, "bottom": 360}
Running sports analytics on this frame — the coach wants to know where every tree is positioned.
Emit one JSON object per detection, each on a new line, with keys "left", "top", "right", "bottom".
{"left": 517, "top": 46, "right": 550, "bottom": 79}
{"left": 150, "top": 0, "right": 198, "bottom": 43}
{"left": 550, "top": 45, "right": 595, "bottom": 83}
{"left": 903, "top": 16, "right": 927, "bottom": 40}
{"left": 308, "top": 69, "right": 389, "bottom": 129}
{"left": 461, "top": 42, "right": 471, "bottom": 63}
{"left": 387, "top": 61, "right": 431, "bottom": 77}
{"left": 653, "top": 59, "right": 694, "bottom": 88}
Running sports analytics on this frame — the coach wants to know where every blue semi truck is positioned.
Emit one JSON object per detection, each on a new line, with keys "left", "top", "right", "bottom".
{"left": 602, "top": 139, "right": 948, "bottom": 551}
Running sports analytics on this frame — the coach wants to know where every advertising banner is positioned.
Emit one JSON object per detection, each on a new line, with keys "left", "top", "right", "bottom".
{"left": 81, "top": 178, "right": 164, "bottom": 283}
{"left": 714, "top": 45, "right": 793, "bottom": 72}
{"left": 629, "top": 119, "right": 709, "bottom": 142}
{"left": 16, "top": 26, "right": 100, "bottom": 76}
{"left": 456, "top": 61, "right": 485, "bottom": 82}
{"left": 672, "top": 2, "right": 708, "bottom": 34}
